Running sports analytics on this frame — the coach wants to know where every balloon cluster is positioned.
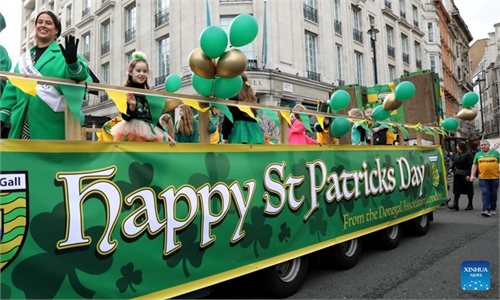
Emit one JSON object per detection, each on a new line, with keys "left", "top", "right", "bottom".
{"left": 441, "top": 92, "right": 479, "bottom": 131}
{"left": 377, "top": 81, "right": 415, "bottom": 120}
{"left": 189, "top": 14, "right": 258, "bottom": 99}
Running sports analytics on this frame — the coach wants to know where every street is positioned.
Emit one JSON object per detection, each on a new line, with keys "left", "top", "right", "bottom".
{"left": 210, "top": 180, "right": 499, "bottom": 299}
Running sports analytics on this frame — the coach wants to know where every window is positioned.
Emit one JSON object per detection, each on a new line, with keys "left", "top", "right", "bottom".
{"left": 126, "top": 51, "right": 135, "bottom": 65}
{"left": 414, "top": 42, "right": 421, "bottom": 69}
{"left": 101, "top": 22, "right": 110, "bottom": 55}
{"left": 402, "top": 34, "right": 409, "bottom": 63}
{"left": 221, "top": 16, "right": 254, "bottom": 59}
{"left": 336, "top": 44, "right": 343, "bottom": 83}
{"left": 333, "top": 0, "right": 341, "bottom": 35}
{"left": 158, "top": 0, "right": 169, "bottom": 11}
{"left": 82, "top": 0, "right": 90, "bottom": 17}
{"left": 354, "top": 51, "right": 363, "bottom": 85}
{"left": 156, "top": 0, "right": 170, "bottom": 27}
{"left": 303, "top": 0, "right": 317, "bottom": 22}
{"left": 399, "top": 0, "right": 406, "bottom": 18}
{"left": 305, "top": 31, "right": 318, "bottom": 73}
{"left": 81, "top": 33, "right": 90, "bottom": 62}
{"left": 458, "top": 66, "right": 461, "bottom": 80}
{"left": 389, "top": 65, "right": 395, "bottom": 81}
{"left": 412, "top": 5, "right": 418, "bottom": 27}
{"left": 125, "top": 5, "right": 137, "bottom": 43}
{"left": 352, "top": 7, "right": 362, "bottom": 43}
{"left": 102, "top": 63, "right": 109, "bottom": 84}
{"left": 428, "top": 22, "right": 436, "bottom": 43}
{"left": 156, "top": 36, "right": 170, "bottom": 86}
{"left": 430, "top": 55, "right": 437, "bottom": 72}
{"left": 386, "top": 25, "right": 394, "bottom": 57}
{"left": 66, "top": 5, "right": 72, "bottom": 27}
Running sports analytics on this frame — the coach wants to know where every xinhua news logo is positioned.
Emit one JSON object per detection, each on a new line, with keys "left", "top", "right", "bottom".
{"left": 461, "top": 261, "right": 490, "bottom": 291}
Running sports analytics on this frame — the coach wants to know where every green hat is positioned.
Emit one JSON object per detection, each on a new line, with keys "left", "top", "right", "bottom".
{"left": 0, "top": 12, "right": 6, "bottom": 33}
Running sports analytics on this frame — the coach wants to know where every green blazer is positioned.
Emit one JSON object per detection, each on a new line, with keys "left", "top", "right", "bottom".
{"left": 0, "top": 41, "right": 89, "bottom": 140}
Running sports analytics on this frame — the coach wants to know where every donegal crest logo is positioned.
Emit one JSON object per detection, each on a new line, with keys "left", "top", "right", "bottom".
{"left": 0, "top": 172, "right": 29, "bottom": 272}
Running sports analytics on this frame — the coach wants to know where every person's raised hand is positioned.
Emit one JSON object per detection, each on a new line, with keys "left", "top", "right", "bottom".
{"left": 59, "top": 35, "right": 79, "bottom": 64}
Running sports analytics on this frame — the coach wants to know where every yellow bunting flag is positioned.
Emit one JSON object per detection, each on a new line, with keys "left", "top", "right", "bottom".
{"left": 238, "top": 106, "right": 257, "bottom": 121}
{"left": 181, "top": 99, "right": 210, "bottom": 112}
{"left": 279, "top": 111, "right": 292, "bottom": 126}
{"left": 8, "top": 76, "right": 37, "bottom": 96}
{"left": 388, "top": 82, "right": 395, "bottom": 92}
{"left": 316, "top": 115, "right": 325, "bottom": 130}
{"left": 367, "top": 94, "right": 378, "bottom": 102}
{"left": 106, "top": 90, "right": 128, "bottom": 114}
{"left": 439, "top": 87, "right": 443, "bottom": 97}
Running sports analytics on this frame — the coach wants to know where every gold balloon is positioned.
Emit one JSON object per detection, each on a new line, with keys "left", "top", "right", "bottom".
{"left": 216, "top": 49, "right": 247, "bottom": 78}
{"left": 189, "top": 48, "right": 216, "bottom": 79}
{"left": 456, "top": 108, "right": 477, "bottom": 120}
{"left": 382, "top": 93, "right": 402, "bottom": 111}
{"left": 164, "top": 98, "right": 181, "bottom": 112}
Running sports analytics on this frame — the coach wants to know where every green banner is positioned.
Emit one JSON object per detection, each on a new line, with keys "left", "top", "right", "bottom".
{"left": 0, "top": 141, "right": 447, "bottom": 299}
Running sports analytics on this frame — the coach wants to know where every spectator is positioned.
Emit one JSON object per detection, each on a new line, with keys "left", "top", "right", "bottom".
{"left": 348, "top": 108, "right": 367, "bottom": 145}
{"left": 448, "top": 142, "right": 474, "bottom": 210}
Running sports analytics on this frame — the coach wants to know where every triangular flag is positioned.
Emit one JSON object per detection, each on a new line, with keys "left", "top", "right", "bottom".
{"left": 298, "top": 113, "right": 312, "bottom": 132}
{"left": 396, "top": 124, "right": 409, "bottom": 138}
{"left": 260, "top": 108, "right": 280, "bottom": 129}
{"left": 182, "top": 99, "right": 210, "bottom": 112}
{"left": 367, "top": 93, "right": 378, "bottom": 102}
{"left": 145, "top": 95, "right": 166, "bottom": 125}
{"left": 211, "top": 103, "right": 233, "bottom": 123}
{"left": 106, "top": 90, "right": 128, "bottom": 114}
{"left": 316, "top": 115, "right": 325, "bottom": 130}
{"left": 422, "top": 126, "right": 436, "bottom": 137}
{"left": 279, "top": 111, "right": 292, "bottom": 126}
{"left": 237, "top": 106, "right": 257, "bottom": 121}
{"left": 60, "top": 83, "right": 86, "bottom": 124}
{"left": 8, "top": 76, "right": 37, "bottom": 96}
{"left": 360, "top": 122, "right": 372, "bottom": 134}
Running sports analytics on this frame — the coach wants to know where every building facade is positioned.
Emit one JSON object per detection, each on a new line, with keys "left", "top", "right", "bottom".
{"left": 17, "top": 0, "right": 473, "bottom": 135}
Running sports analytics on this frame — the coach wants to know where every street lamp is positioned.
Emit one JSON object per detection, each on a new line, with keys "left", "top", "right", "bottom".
{"left": 367, "top": 19, "right": 379, "bottom": 84}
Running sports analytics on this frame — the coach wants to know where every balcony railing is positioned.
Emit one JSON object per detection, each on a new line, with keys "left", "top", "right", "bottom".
{"left": 385, "top": 0, "right": 391, "bottom": 9}
{"left": 303, "top": 4, "right": 318, "bottom": 23}
{"left": 334, "top": 20, "right": 342, "bottom": 35}
{"left": 155, "top": 8, "right": 170, "bottom": 27}
{"left": 353, "top": 29, "right": 363, "bottom": 43}
{"left": 66, "top": 19, "right": 72, "bottom": 27}
{"left": 125, "top": 27, "right": 136, "bottom": 43}
{"left": 155, "top": 74, "right": 169, "bottom": 86}
{"left": 338, "top": 79, "right": 345, "bottom": 86}
{"left": 82, "top": 7, "right": 90, "bottom": 17}
{"left": 402, "top": 52, "right": 409, "bottom": 63}
{"left": 400, "top": 11, "right": 406, "bottom": 19}
{"left": 307, "top": 70, "right": 321, "bottom": 82}
{"left": 101, "top": 41, "right": 110, "bottom": 55}
{"left": 416, "top": 59, "right": 422, "bottom": 69}
{"left": 246, "top": 59, "right": 258, "bottom": 70}
{"left": 413, "top": 20, "right": 419, "bottom": 27}
{"left": 100, "top": 94, "right": 109, "bottom": 103}
{"left": 83, "top": 51, "right": 90, "bottom": 62}
{"left": 387, "top": 45, "right": 395, "bottom": 58}
{"left": 102, "top": 0, "right": 109, "bottom": 4}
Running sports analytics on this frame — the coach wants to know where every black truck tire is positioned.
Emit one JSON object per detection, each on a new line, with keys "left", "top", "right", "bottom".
{"left": 260, "top": 256, "right": 309, "bottom": 298}
{"left": 375, "top": 224, "right": 402, "bottom": 250}
{"left": 406, "top": 213, "right": 431, "bottom": 236}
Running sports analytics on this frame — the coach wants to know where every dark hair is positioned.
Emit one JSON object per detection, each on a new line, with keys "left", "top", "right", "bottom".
{"left": 35, "top": 10, "right": 61, "bottom": 39}
{"left": 124, "top": 58, "right": 150, "bottom": 89}
{"left": 457, "top": 142, "right": 468, "bottom": 153}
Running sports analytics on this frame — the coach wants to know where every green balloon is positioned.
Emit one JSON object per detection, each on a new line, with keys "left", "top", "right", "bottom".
{"left": 191, "top": 73, "right": 214, "bottom": 97}
{"left": 208, "top": 122, "right": 217, "bottom": 134}
{"left": 330, "top": 116, "right": 350, "bottom": 137}
{"left": 200, "top": 26, "right": 228, "bottom": 59}
{"left": 461, "top": 92, "right": 479, "bottom": 108}
{"left": 229, "top": 14, "right": 259, "bottom": 47}
{"left": 441, "top": 118, "right": 458, "bottom": 131}
{"left": 372, "top": 105, "right": 391, "bottom": 120}
{"left": 165, "top": 74, "right": 182, "bottom": 93}
{"left": 329, "top": 90, "right": 350, "bottom": 111}
{"left": 213, "top": 76, "right": 243, "bottom": 99}
{"left": 394, "top": 81, "right": 415, "bottom": 101}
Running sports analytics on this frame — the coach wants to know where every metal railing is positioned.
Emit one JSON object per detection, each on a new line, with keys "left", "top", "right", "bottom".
{"left": 338, "top": 79, "right": 345, "bottom": 86}
{"left": 307, "top": 70, "right": 321, "bottom": 82}
{"left": 303, "top": 4, "right": 318, "bottom": 23}
{"left": 400, "top": 11, "right": 406, "bottom": 19}
{"left": 385, "top": 0, "right": 391, "bottom": 9}
{"left": 416, "top": 59, "right": 422, "bottom": 69}
{"left": 155, "top": 8, "right": 170, "bottom": 27}
{"left": 101, "top": 41, "right": 110, "bottom": 55}
{"left": 246, "top": 59, "right": 258, "bottom": 70}
{"left": 353, "top": 29, "right": 363, "bottom": 43}
{"left": 155, "top": 74, "right": 168, "bottom": 86}
{"left": 403, "top": 53, "right": 409, "bottom": 63}
{"left": 100, "top": 94, "right": 109, "bottom": 103}
{"left": 334, "top": 20, "right": 342, "bottom": 35}
{"left": 413, "top": 20, "right": 419, "bottom": 27}
{"left": 66, "top": 19, "right": 72, "bottom": 27}
{"left": 125, "top": 27, "right": 136, "bottom": 43}
{"left": 387, "top": 45, "right": 395, "bottom": 57}
{"left": 82, "top": 7, "right": 90, "bottom": 17}
{"left": 102, "top": 0, "right": 109, "bottom": 4}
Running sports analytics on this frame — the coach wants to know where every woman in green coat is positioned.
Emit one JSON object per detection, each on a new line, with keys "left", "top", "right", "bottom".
{"left": 174, "top": 104, "right": 199, "bottom": 143}
{"left": 0, "top": 10, "right": 89, "bottom": 140}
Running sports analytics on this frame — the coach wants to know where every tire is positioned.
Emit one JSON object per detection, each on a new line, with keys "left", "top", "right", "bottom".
{"left": 260, "top": 256, "right": 309, "bottom": 298}
{"left": 405, "top": 213, "right": 431, "bottom": 236}
{"left": 375, "top": 224, "right": 402, "bottom": 250}
{"left": 323, "top": 238, "right": 363, "bottom": 270}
